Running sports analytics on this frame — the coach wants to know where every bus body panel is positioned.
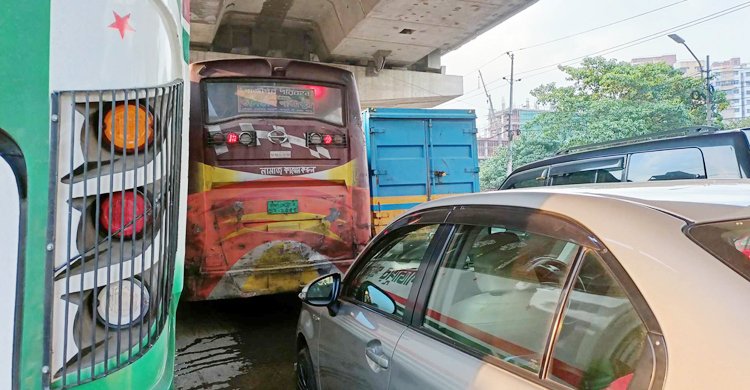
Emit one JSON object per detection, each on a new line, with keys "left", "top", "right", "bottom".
{"left": 0, "top": 0, "right": 190, "bottom": 388}
{"left": 0, "top": 150, "right": 22, "bottom": 390}
{"left": 186, "top": 58, "right": 370, "bottom": 301}
{"left": 0, "top": 3, "right": 51, "bottom": 388}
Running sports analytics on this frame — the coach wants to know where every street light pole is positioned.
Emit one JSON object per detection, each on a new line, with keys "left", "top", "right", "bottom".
{"left": 668, "top": 34, "right": 712, "bottom": 124}
{"left": 506, "top": 52, "right": 515, "bottom": 175}
{"left": 705, "top": 55, "right": 712, "bottom": 124}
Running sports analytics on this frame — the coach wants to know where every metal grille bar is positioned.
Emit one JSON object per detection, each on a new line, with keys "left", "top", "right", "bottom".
{"left": 48, "top": 80, "right": 183, "bottom": 388}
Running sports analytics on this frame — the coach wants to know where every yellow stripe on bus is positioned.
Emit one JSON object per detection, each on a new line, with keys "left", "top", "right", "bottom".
{"left": 191, "top": 160, "right": 360, "bottom": 193}
{"left": 222, "top": 219, "right": 344, "bottom": 242}
{"left": 218, "top": 212, "right": 327, "bottom": 224}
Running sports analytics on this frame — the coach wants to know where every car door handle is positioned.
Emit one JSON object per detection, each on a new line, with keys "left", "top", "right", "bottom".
{"left": 365, "top": 345, "right": 390, "bottom": 369}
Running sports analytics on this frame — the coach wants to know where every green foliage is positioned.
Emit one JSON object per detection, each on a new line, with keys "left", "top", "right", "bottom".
{"left": 479, "top": 57, "right": 728, "bottom": 190}
{"left": 725, "top": 117, "right": 750, "bottom": 129}
{"left": 479, "top": 147, "right": 508, "bottom": 190}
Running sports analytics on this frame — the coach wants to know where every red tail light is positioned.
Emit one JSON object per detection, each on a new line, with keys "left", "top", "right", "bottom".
{"left": 100, "top": 192, "right": 150, "bottom": 238}
{"left": 307, "top": 132, "right": 346, "bottom": 147}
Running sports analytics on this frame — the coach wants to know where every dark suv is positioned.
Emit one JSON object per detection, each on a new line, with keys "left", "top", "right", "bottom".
{"left": 500, "top": 127, "right": 750, "bottom": 189}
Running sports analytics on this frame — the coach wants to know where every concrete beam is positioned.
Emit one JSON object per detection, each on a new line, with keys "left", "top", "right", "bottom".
{"left": 189, "top": 50, "right": 463, "bottom": 108}
{"left": 190, "top": 0, "right": 537, "bottom": 67}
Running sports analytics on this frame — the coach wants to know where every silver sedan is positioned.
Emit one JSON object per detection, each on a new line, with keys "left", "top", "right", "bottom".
{"left": 296, "top": 180, "right": 750, "bottom": 390}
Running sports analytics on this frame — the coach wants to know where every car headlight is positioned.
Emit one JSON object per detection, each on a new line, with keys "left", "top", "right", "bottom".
{"left": 96, "top": 278, "right": 151, "bottom": 328}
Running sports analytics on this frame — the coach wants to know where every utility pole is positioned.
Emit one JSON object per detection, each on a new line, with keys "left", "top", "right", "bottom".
{"left": 478, "top": 70, "right": 497, "bottom": 137}
{"left": 505, "top": 52, "right": 516, "bottom": 175}
{"left": 705, "top": 55, "right": 712, "bottom": 124}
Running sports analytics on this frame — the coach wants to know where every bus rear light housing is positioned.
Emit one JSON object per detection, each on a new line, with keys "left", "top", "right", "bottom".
{"left": 307, "top": 132, "right": 346, "bottom": 147}
{"left": 96, "top": 278, "right": 151, "bottom": 329}
{"left": 99, "top": 191, "right": 151, "bottom": 238}
{"left": 103, "top": 103, "right": 154, "bottom": 153}
{"left": 207, "top": 131, "right": 257, "bottom": 146}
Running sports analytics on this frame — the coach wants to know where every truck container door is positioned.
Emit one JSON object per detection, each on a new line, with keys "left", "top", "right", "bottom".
{"left": 427, "top": 118, "right": 479, "bottom": 198}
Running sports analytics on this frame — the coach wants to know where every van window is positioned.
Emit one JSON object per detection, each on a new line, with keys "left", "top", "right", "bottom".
{"left": 503, "top": 167, "right": 548, "bottom": 189}
{"left": 549, "top": 157, "right": 624, "bottom": 186}
{"left": 702, "top": 145, "right": 741, "bottom": 179}
{"left": 626, "top": 148, "right": 706, "bottom": 182}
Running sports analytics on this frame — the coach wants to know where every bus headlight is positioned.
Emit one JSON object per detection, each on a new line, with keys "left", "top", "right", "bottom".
{"left": 96, "top": 279, "right": 151, "bottom": 328}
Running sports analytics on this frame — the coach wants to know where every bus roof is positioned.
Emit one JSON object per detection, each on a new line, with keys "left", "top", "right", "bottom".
{"left": 190, "top": 57, "right": 356, "bottom": 85}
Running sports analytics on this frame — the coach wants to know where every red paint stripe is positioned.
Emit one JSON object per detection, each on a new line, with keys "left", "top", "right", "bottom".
{"left": 369, "top": 292, "right": 586, "bottom": 386}
{"left": 423, "top": 308, "right": 584, "bottom": 386}
{"left": 386, "top": 291, "right": 408, "bottom": 305}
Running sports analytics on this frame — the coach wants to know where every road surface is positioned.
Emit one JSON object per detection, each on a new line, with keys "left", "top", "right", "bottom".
{"left": 175, "top": 293, "right": 300, "bottom": 389}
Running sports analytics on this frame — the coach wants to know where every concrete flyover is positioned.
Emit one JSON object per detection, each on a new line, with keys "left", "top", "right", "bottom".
{"left": 190, "top": 0, "right": 538, "bottom": 107}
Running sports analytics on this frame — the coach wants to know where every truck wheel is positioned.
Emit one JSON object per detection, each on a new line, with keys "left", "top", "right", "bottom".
{"left": 296, "top": 346, "right": 317, "bottom": 390}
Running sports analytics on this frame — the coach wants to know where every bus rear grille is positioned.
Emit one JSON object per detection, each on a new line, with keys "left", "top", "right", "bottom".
{"left": 47, "top": 80, "right": 183, "bottom": 388}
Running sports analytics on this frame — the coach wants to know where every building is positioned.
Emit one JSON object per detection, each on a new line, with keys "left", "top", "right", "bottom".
{"left": 478, "top": 107, "right": 548, "bottom": 161}
{"left": 477, "top": 137, "right": 501, "bottom": 161}
{"left": 676, "top": 57, "right": 750, "bottom": 121}
{"left": 631, "top": 54, "right": 677, "bottom": 67}
{"left": 675, "top": 60, "right": 703, "bottom": 77}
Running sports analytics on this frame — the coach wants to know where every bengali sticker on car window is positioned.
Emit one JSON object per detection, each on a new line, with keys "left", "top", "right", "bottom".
{"left": 236, "top": 85, "right": 314, "bottom": 114}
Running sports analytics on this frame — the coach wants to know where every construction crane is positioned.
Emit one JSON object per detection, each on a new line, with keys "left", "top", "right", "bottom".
{"left": 478, "top": 70, "right": 498, "bottom": 137}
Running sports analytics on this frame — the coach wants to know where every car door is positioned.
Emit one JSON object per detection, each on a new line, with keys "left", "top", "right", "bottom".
{"left": 388, "top": 206, "right": 664, "bottom": 390}
{"left": 317, "top": 209, "right": 451, "bottom": 389}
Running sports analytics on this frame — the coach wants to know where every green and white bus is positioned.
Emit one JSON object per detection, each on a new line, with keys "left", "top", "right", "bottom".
{"left": 1, "top": 1, "right": 189, "bottom": 388}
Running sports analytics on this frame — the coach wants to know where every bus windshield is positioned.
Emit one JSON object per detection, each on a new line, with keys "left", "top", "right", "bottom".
{"left": 205, "top": 80, "right": 345, "bottom": 125}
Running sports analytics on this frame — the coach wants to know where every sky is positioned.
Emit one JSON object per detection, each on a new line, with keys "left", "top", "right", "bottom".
{"left": 437, "top": 0, "right": 750, "bottom": 129}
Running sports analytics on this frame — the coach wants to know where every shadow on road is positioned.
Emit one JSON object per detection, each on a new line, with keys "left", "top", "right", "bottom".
{"left": 175, "top": 293, "right": 301, "bottom": 390}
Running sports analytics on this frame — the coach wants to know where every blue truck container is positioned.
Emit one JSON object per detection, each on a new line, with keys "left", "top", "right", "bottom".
{"left": 363, "top": 108, "right": 480, "bottom": 233}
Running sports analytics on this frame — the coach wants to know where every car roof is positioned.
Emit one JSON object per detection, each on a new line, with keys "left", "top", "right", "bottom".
{"left": 413, "top": 180, "right": 750, "bottom": 224}
{"left": 505, "top": 128, "right": 750, "bottom": 176}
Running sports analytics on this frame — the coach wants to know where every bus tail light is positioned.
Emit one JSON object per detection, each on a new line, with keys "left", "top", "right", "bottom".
{"left": 239, "top": 131, "right": 256, "bottom": 146}
{"left": 307, "top": 132, "right": 346, "bottom": 147}
{"left": 207, "top": 131, "right": 257, "bottom": 146}
{"left": 226, "top": 132, "right": 239, "bottom": 144}
{"left": 103, "top": 103, "right": 154, "bottom": 153}
{"left": 96, "top": 278, "right": 151, "bottom": 328}
{"left": 99, "top": 191, "right": 151, "bottom": 238}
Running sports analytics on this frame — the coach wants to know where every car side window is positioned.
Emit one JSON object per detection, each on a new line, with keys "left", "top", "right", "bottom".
{"left": 422, "top": 224, "right": 581, "bottom": 374}
{"left": 343, "top": 224, "right": 439, "bottom": 318}
{"left": 627, "top": 148, "right": 706, "bottom": 182}
{"left": 549, "top": 251, "right": 653, "bottom": 390}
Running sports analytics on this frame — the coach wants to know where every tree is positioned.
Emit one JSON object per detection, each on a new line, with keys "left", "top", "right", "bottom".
{"left": 479, "top": 147, "right": 508, "bottom": 190}
{"left": 479, "top": 57, "right": 728, "bottom": 190}
{"left": 725, "top": 117, "right": 750, "bottom": 129}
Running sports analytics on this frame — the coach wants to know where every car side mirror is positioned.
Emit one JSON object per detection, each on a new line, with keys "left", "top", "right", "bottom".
{"left": 299, "top": 273, "right": 341, "bottom": 308}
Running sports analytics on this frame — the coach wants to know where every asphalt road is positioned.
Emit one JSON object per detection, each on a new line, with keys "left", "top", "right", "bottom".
{"left": 174, "top": 293, "right": 300, "bottom": 390}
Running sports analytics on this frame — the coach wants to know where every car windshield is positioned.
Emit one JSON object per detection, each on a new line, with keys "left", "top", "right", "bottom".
{"left": 686, "top": 219, "right": 750, "bottom": 281}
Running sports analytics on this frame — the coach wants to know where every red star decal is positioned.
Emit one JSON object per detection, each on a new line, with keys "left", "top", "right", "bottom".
{"left": 108, "top": 11, "right": 135, "bottom": 39}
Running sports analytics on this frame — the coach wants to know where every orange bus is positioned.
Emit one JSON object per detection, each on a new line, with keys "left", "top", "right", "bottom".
{"left": 185, "top": 58, "right": 371, "bottom": 300}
